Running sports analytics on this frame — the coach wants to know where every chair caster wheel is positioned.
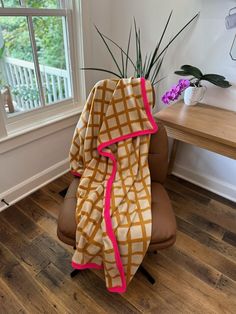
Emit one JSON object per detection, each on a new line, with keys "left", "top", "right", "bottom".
{"left": 70, "top": 269, "right": 80, "bottom": 278}
{"left": 139, "top": 265, "right": 156, "bottom": 285}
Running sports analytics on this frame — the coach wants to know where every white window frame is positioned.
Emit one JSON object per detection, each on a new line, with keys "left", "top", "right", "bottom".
{"left": 0, "top": 0, "right": 85, "bottom": 140}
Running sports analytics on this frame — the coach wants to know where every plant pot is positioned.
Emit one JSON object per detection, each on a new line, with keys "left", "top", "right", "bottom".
{"left": 184, "top": 86, "right": 206, "bottom": 106}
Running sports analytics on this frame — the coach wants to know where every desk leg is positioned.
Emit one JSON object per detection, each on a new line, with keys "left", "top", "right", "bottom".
{"left": 168, "top": 139, "right": 179, "bottom": 175}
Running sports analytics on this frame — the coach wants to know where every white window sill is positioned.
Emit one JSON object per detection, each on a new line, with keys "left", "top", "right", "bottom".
{"left": 0, "top": 103, "right": 83, "bottom": 154}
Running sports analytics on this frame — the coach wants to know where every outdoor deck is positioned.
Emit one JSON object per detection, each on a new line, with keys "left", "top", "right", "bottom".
{"left": 1, "top": 56, "right": 70, "bottom": 113}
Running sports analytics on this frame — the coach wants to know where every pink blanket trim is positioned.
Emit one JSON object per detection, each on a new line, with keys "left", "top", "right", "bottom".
{"left": 71, "top": 261, "right": 103, "bottom": 270}
{"left": 72, "top": 77, "right": 158, "bottom": 293}
{"left": 71, "top": 170, "right": 82, "bottom": 177}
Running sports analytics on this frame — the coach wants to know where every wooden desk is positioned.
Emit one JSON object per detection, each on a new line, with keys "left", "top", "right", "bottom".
{"left": 155, "top": 101, "right": 236, "bottom": 174}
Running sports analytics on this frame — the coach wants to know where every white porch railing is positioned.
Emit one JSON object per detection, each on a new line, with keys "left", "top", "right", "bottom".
{"left": 2, "top": 57, "right": 70, "bottom": 111}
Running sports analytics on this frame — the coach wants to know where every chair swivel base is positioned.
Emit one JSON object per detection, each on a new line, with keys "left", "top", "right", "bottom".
{"left": 70, "top": 265, "right": 155, "bottom": 285}
{"left": 139, "top": 265, "right": 156, "bottom": 285}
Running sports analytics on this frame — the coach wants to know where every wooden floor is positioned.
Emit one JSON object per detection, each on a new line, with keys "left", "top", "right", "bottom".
{"left": 0, "top": 173, "right": 236, "bottom": 314}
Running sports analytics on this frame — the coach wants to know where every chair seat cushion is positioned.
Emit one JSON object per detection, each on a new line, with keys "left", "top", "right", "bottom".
{"left": 57, "top": 179, "right": 176, "bottom": 250}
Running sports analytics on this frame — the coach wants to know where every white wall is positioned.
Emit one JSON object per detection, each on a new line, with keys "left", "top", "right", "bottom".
{"left": 85, "top": 0, "right": 236, "bottom": 201}
{"left": 0, "top": 117, "right": 79, "bottom": 211}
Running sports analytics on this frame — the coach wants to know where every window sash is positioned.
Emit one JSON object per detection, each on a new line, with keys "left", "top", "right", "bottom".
{"left": 0, "top": 8, "right": 67, "bottom": 16}
{"left": 0, "top": 5, "right": 74, "bottom": 119}
{"left": 0, "top": 0, "right": 84, "bottom": 139}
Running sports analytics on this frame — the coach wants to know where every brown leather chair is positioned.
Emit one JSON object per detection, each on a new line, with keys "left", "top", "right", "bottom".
{"left": 57, "top": 121, "right": 176, "bottom": 282}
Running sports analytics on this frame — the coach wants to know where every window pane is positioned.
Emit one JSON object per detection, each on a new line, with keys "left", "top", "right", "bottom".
{"left": 33, "top": 16, "right": 72, "bottom": 105}
{"left": 0, "top": 0, "right": 21, "bottom": 8}
{"left": 25, "top": 0, "right": 60, "bottom": 9}
{"left": 0, "top": 17, "right": 41, "bottom": 116}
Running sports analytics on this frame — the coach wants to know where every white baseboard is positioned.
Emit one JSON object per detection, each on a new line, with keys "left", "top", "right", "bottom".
{"left": 172, "top": 163, "right": 236, "bottom": 203}
{"left": 0, "top": 159, "right": 70, "bottom": 212}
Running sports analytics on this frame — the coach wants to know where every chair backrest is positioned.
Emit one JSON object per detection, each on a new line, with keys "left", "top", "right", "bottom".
{"left": 148, "top": 120, "right": 168, "bottom": 184}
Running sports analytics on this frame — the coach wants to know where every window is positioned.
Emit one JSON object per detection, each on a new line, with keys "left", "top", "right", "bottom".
{"left": 0, "top": 0, "right": 83, "bottom": 135}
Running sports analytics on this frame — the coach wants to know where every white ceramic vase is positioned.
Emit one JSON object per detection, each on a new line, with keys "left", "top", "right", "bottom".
{"left": 184, "top": 86, "right": 206, "bottom": 106}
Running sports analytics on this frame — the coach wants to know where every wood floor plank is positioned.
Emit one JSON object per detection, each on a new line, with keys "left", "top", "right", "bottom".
{"left": 16, "top": 197, "right": 73, "bottom": 253}
{"left": 172, "top": 202, "right": 225, "bottom": 239}
{"left": 0, "top": 217, "right": 51, "bottom": 275}
{"left": 16, "top": 197, "right": 58, "bottom": 235}
{"left": 215, "top": 274, "right": 236, "bottom": 299}
{"left": 46, "top": 177, "right": 69, "bottom": 192}
{"left": 167, "top": 181, "right": 236, "bottom": 233}
{"left": 147, "top": 252, "right": 236, "bottom": 314}
{"left": 165, "top": 176, "right": 211, "bottom": 205}
{"left": 29, "top": 189, "right": 61, "bottom": 218}
{"left": 159, "top": 240, "right": 236, "bottom": 301}
{"left": 62, "top": 172, "right": 74, "bottom": 184}
{"left": 137, "top": 261, "right": 207, "bottom": 314}
{"left": 36, "top": 263, "right": 106, "bottom": 314}
{"left": 166, "top": 175, "right": 236, "bottom": 209}
{"left": 17, "top": 196, "right": 57, "bottom": 227}
{"left": 176, "top": 216, "right": 236, "bottom": 263}
{"left": 160, "top": 243, "right": 221, "bottom": 287}
{"left": 0, "top": 243, "right": 61, "bottom": 314}
{"left": 223, "top": 231, "right": 236, "bottom": 248}
{"left": 0, "top": 278, "right": 28, "bottom": 314}
{"left": 174, "top": 231, "right": 236, "bottom": 281}
{"left": 41, "top": 182, "right": 65, "bottom": 204}
{"left": 0, "top": 205, "right": 42, "bottom": 240}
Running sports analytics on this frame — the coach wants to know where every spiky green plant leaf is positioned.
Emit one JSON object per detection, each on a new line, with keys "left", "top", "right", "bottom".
{"left": 151, "top": 58, "right": 162, "bottom": 84}
{"left": 120, "top": 50, "right": 124, "bottom": 76}
{"left": 152, "top": 13, "right": 200, "bottom": 69}
{"left": 84, "top": 13, "right": 200, "bottom": 84}
{"left": 97, "top": 27, "right": 137, "bottom": 73}
{"left": 94, "top": 25, "right": 123, "bottom": 76}
{"left": 81, "top": 67, "right": 122, "bottom": 78}
{"left": 134, "top": 18, "right": 142, "bottom": 77}
{"left": 125, "top": 26, "right": 132, "bottom": 76}
{"left": 153, "top": 76, "right": 167, "bottom": 86}
{"left": 138, "top": 28, "right": 142, "bottom": 76}
{"left": 150, "top": 47, "right": 168, "bottom": 84}
{"left": 145, "top": 11, "right": 173, "bottom": 78}
{"left": 142, "top": 54, "right": 148, "bottom": 76}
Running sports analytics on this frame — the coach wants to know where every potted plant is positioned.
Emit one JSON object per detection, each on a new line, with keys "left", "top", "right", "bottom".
{"left": 82, "top": 12, "right": 199, "bottom": 106}
{"left": 174, "top": 65, "right": 231, "bottom": 105}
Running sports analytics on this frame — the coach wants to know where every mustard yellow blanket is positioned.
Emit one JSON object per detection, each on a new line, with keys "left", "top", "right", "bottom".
{"left": 69, "top": 77, "right": 157, "bottom": 293}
